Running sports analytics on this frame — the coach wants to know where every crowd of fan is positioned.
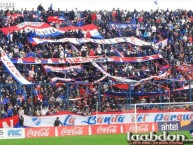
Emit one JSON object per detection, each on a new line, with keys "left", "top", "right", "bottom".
{"left": 0, "top": 4, "right": 193, "bottom": 119}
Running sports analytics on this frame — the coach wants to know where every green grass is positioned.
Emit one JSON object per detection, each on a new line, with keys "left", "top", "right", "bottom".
{"left": 0, "top": 131, "right": 193, "bottom": 145}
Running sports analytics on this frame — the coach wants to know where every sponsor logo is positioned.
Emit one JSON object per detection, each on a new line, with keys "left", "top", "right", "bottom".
{"left": 32, "top": 118, "right": 41, "bottom": 126}
{"left": 61, "top": 127, "right": 83, "bottom": 136}
{"left": 8, "top": 129, "right": 22, "bottom": 136}
{"left": 160, "top": 122, "right": 179, "bottom": 131}
{"left": 127, "top": 132, "right": 193, "bottom": 144}
{"left": 97, "top": 125, "right": 117, "bottom": 134}
{"left": 0, "top": 129, "right": 3, "bottom": 135}
{"left": 127, "top": 124, "right": 150, "bottom": 133}
{"left": 27, "top": 128, "right": 50, "bottom": 137}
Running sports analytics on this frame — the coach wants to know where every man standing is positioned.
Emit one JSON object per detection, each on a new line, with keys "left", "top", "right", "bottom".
{"left": 54, "top": 117, "right": 63, "bottom": 126}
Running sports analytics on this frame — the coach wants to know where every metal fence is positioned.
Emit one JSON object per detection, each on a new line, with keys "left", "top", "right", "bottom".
{"left": 0, "top": 80, "right": 193, "bottom": 118}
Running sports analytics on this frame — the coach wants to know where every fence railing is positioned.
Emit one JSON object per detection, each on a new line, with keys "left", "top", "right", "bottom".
{"left": 0, "top": 80, "right": 193, "bottom": 118}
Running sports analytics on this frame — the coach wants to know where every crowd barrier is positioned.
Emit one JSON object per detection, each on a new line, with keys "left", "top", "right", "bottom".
{"left": 0, "top": 122, "right": 157, "bottom": 139}
{"left": 1, "top": 120, "right": 193, "bottom": 139}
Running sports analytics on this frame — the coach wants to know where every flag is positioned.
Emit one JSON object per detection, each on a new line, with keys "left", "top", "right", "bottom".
{"left": 154, "top": 0, "right": 158, "bottom": 5}
{"left": 114, "top": 49, "right": 124, "bottom": 57}
{"left": 113, "top": 84, "right": 129, "bottom": 90}
{"left": 70, "top": 43, "right": 79, "bottom": 52}
{"left": 49, "top": 4, "right": 53, "bottom": 11}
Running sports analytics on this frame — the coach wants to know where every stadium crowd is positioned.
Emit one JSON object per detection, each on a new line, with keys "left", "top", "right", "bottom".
{"left": 0, "top": 4, "right": 193, "bottom": 120}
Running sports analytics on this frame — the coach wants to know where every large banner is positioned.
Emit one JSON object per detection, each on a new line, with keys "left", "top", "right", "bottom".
{"left": 0, "top": 48, "right": 32, "bottom": 85}
{"left": 0, "top": 115, "right": 19, "bottom": 128}
{"left": 108, "top": 23, "right": 136, "bottom": 29}
{"left": 43, "top": 65, "right": 82, "bottom": 73}
{"left": 23, "top": 111, "right": 193, "bottom": 127}
{"left": 9, "top": 54, "right": 163, "bottom": 64}
{"left": 0, "top": 22, "right": 63, "bottom": 37}
{"left": 28, "top": 36, "right": 153, "bottom": 46}
{"left": 59, "top": 24, "right": 102, "bottom": 38}
{"left": 0, "top": 22, "right": 102, "bottom": 38}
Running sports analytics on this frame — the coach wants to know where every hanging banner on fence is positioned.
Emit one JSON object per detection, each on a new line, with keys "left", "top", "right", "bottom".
{"left": 43, "top": 65, "right": 82, "bottom": 73}
{"left": 0, "top": 22, "right": 102, "bottom": 38}
{"left": 108, "top": 54, "right": 163, "bottom": 62}
{"left": 28, "top": 36, "right": 153, "bottom": 46}
{"left": 0, "top": 22, "right": 64, "bottom": 38}
{"left": 0, "top": 48, "right": 32, "bottom": 85}
{"left": 154, "top": 39, "right": 168, "bottom": 48}
{"left": 47, "top": 16, "right": 66, "bottom": 23}
{"left": 22, "top": 111, "right": 193, "bottom": 127}
{"left": 108, "top": 23, "right": 136, "bottom": 29}
{"left": 0, "top": 115, "right": 19, "bottom": 128}
{"left": 51, "top": 77, "right": 74, "bottom": 82}
{"left": 59, "top": 24, "right": 102, "bottom": 38}
{"left": 91, "top": 61, "right": 170, "bottom": 84}
{"left": 8, "top": 54, "right": 163, "bottom": 64}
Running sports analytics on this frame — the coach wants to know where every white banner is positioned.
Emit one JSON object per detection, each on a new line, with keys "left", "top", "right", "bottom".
{"left": 23, "top": 111, "right": 193, "bottom": 127}
{"left": 0, "top": 48, "right": 32, "bottom": 85}
{"left": 0, "top": 128, "right": 25, "bottom": 139}
{"left": 30, "top": 36, "right": 154, "bottom": 46}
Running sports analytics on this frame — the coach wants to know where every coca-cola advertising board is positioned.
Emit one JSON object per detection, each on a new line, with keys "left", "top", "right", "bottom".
{"left": 25, "top": 127, "right": 55, "bottom": 138}
{"left": 125, "top": 122, "right": 158, "bottom": 133}
{"left": 92, "top": 124, "right": 125, "bottom": 135}
{"left": 57, "top": 126, "right": 89, "bottom": 136}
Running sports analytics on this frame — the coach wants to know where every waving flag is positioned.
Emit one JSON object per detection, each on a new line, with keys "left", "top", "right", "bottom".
{"left": 59, "top": 24, "right": 103, "bottom": 39}
{"left": 154, "top": 0, "right": 158, "bottom": 5}
{"left": 43, "top": 65, "right": 82, "bottom": 73}
{"left": 70, "top": 43, "right": 79, "bottom": 52}
{"left": 154, "top": 39, "right": 168, "bottom": 48}
{"left": 0, "top": 47, "right": 32, "bottom": 85}
{"left": 0, "top": 22, "right": 63, "bottom": 38}
{"left": 114, "top": 49, "right": 124, "bottom": 57}
{"left": 47, "top": 16, "right": 66, "bottom": 23}
{"left": 6, "top": 14, "right": 24, "bottom": 20}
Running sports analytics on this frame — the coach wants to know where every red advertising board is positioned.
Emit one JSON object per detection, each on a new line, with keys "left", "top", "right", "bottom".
{"left": 125, "top": 122, "right": 158, "bottom": 133}
{"left": 92, "top": 124, "right": 126, "bottom": 134}
{"left": 57, "top": 126, "right": 89, "bottom": 136}
{"left": 24, "top": 122, "right": 158, "bottom": 138}
{"left": 25, "top": 127, "right": 55, "bottom": 138}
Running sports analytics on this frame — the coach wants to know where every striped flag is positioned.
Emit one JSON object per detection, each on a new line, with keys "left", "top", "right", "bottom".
{"left": 70, "top": 43, "right": 79, "bottom": 52}
{"left": 114, "top": 49, "right": 124, "bottom": 57}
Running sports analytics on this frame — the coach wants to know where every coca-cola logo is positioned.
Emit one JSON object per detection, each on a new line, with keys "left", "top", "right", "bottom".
{"left": 97, "top": 125, "right": 117, "bottom": 134}
{"left": 61, "top": 127, "right": 83, "bottom": 136}
{"left": 128, "top": 124, "right": 149, "bottom": 132}
{"left": 27, "top": 128, "right": 50, "bottom": 137}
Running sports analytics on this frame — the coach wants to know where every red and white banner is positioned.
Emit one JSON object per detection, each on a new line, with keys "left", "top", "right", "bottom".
{"left": 0, "top": 48, "right": 32, "bottom": 85}
{"left": 29, "top": 36, "right": 153, "bottom": 46}
{"left": 9, "top": 54, "right": 163, "bottom": 64}
{"left": 6, "top": 14, "right": 24, "bottom": 20}
{"left": 92, "top": 124, "right": 124, "bottom": 134}
{"left": 25, "top": 127, "right": 55, "bottom": 138}
{"left": 43, "top": 65, "right": 82, "bottom": 73}
{"left": 91, "top": 61, "right": 170, "bottom": 84}
{"left": 51, "top": 77, "right": 74, "bottom": 82}
{"left": 0, "top": 115, "right": 19, "bottom": 128}
{"left": 125, "top": 122, "right": 158, "bottom": 133}
{"left": 57, "top": 126, "right": 89, "bottom": 136}
{"left": 0, "top": 22, "right": 102, "bottom": 38}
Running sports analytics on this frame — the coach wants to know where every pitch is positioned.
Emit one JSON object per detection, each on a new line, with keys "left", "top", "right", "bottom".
{"left": 0, "top": 131, "right": 193, "bottom": 145}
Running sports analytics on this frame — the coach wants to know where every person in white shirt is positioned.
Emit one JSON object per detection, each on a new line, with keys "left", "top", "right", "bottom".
{"left": 18, "top": 107, "right": 24, "bottom": 125}
{"left": 96, "top": 45, "right": 102, "bottom": 55}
